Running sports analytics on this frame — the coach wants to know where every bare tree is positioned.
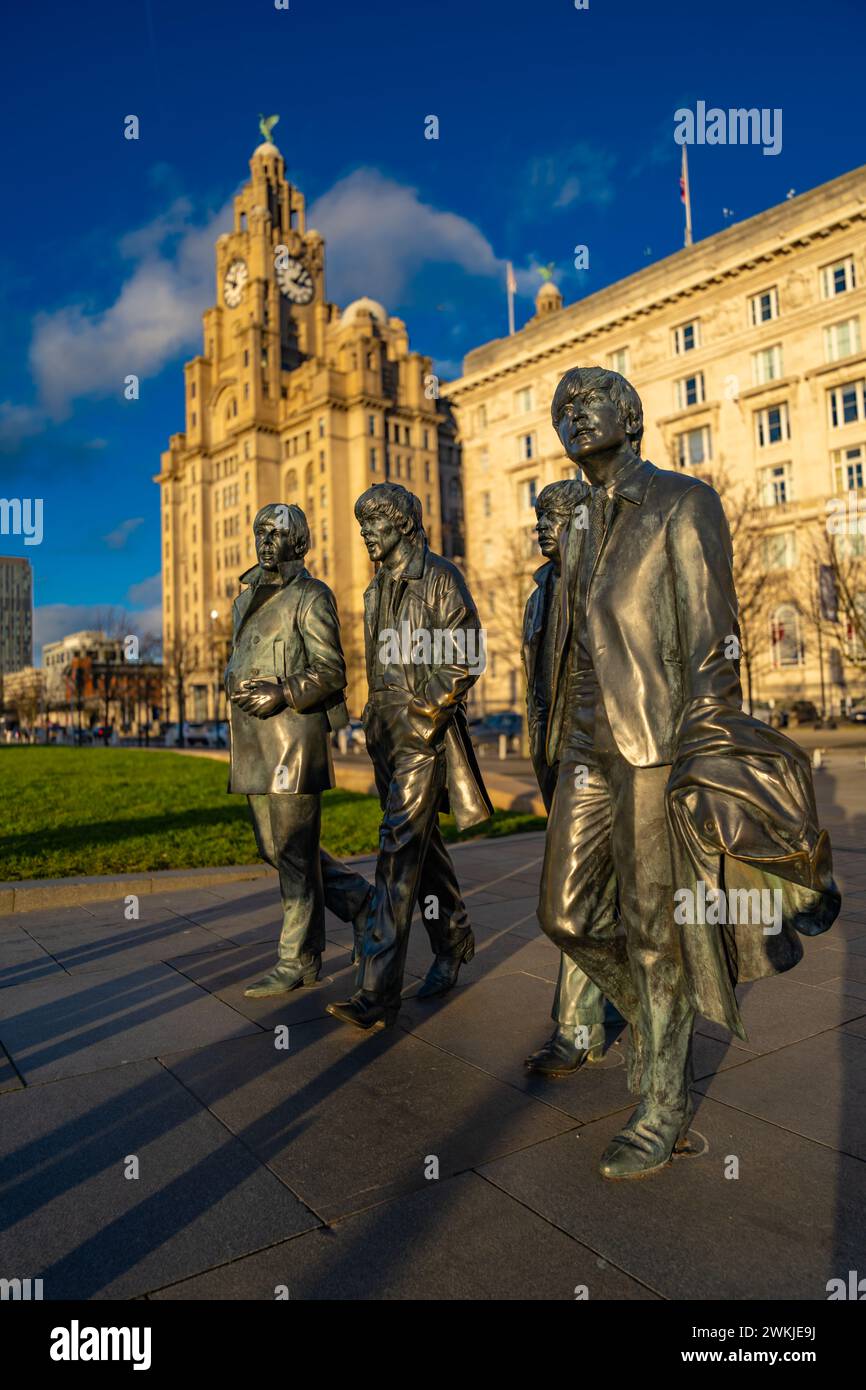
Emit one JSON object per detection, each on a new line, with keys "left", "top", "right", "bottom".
{"left": 702, "top": 466, "right": 782, "bottom": 713}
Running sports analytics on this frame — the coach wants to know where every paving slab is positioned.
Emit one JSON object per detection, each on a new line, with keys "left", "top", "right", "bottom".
{"left": 20, "top": 917, "right": 234, "bottom": 975}
{"left": 695, "top": 973, "right": 866, "bottom": 1054}
{"left": 480, "top": 1096, "right": 866, "bottom": 1300}
{"left": 149, "top": 1170, "right": 656, "bottom": 1301}
{"left": 694, "top": 1029, "right": 866, "bottom": 1160}
{"left": 0, "top": 1039, "right": 23, "bottom": 1093}
{"left": 168, "top": 938, "right": 361, "bottom": 1026}
{"left": 0, "top": 1060, "right": 318, "bottom": 1299}
{"left": 162, "top": 1022, "right": 576, "bottom": 1222}
{"left": 0, "top": 961, "right": 261, "bottom": 1084}
{"left": 0, "top": 929, "right": 66, "bottom": 989}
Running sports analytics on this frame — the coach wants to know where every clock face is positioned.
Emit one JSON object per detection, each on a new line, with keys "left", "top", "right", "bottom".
{"left": 223, "top": 259, "right": 248, "bottom": 307}
{"left": 276, "top": 256, "right": 314, "bottom": 304}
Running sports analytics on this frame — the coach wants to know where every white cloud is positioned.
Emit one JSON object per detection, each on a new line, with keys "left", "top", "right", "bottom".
{"left": 104, "top": 517, "right": 145, "bottom": 550}
{"left": 33, "top": 599, "right": 162, "bottom": 664}
{"left": 309, "top": 168, "right": 505, "bottom": 305}
{"left": 30, "top": 197, "right": 234, "bottom": 417}
{"left": 127, "top": 571, "right": 162, "bottom": 606}
{"left": 0, "top": 401, "right": 46, "bottom": 453}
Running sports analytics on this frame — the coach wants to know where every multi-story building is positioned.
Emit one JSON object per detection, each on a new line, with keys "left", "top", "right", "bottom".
{"left": 0, "top": 557, "right": 33, "bottom": 678}
{"left": 448, "top": 165, "right": 866, "bottom": 717}
{"left": 156, "top": 136, "right": 462, "bottom": 717}
{"left": 42, "top": 631, "right": 126, "bottom": 706}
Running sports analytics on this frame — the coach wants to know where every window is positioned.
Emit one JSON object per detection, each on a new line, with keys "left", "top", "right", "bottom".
{"left": 674, "top": 372, "right": 705, "bottom": 409}
{"left": 676, "top": 425, "right": 712, "bottom": 469}
{"left": 190, "top": 382, "right": 196, "bottom": 399}
{"left": 752, "top": 345, "right": 783, "bottom": 385}
{"left": 318, "top": 418, "right": 325, "bottom": 438}
{"left": 514, "top": 386, "right": 533, "bottom": 413}
{"left": 243, "top": 349, "right": 249, "bottom": 368}
{"left": 423, "top": 429, "right": 430, "bottom": 449}
{"left": 191, "top": 412, "right": 197, "bottom": 428}
{"left": 368, "top": 415, "right": 376, "bottom": 436}
{"left": 673, "top": 320, "right": 700, "bottom": 354}
{"left": 370, "top": 447, "right": 378, "bottom": 472}
{"left": 523, "top": 478, "right": 539, "bottom": 508}
{"left": 821, "top": 256, "right": 856, "bottom": 299}
{"left": 755, "top": 403, "right": 791, "bottom": 447}
{"left": 517, "top": 432, "right": 536, "bottom": 461}
{"left": 832, "top": 444, "right": 865, "bottom": 493}
{"left": 759, "top": 462, "right": 792, "bottom": 506}
{"left": 828, "top": 379, "right": 866, "bottom": 428}
{"left": 476, "top": 404, "right": 487, "bottom": 431}
{"left": 479, "top": 446, "right": 490, "bottom": 472}
{"left": 609, "top": 347, "right": 629, "bottom": 374}
{"left": 770, "top": 604, "right": 804, "bottom": 668}
{"left": 404, "top": 426, "right": 411, "bottom": 444}
{"left": 481, "top": 491, "right": 492, "bottom": 517}
{"left": 824, "top": 318, "right": 862, "bottom": 363}
{"left": 763, "top": 531, "right": 797, "bottom": 570}
{"left": 749, "top": 287, "right": 779, "bottom": 325}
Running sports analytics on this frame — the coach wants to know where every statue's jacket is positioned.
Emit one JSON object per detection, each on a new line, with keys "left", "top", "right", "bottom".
{"left": 361, "top": 539, "right": 493, "bottom": 831}
{"left": 545, "top": 456, "right": 839, "bottom": 1036}
{"left": 522, "top": 559, "right": 558, "bottom": 803}
{"left": 225, "top": 560, "right": 348, "bottom": 795}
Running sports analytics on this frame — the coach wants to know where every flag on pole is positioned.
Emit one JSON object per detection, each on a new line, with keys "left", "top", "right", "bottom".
{"left": 506, "top": 261, "right": 516, "bottom": 336}
{"left": 680, "top": 146, "right": 693, "bottom": 247}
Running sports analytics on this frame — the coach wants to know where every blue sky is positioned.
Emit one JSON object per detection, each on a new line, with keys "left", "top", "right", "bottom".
{"left": 1, "top": 0, "right": 863, "bottom": 658}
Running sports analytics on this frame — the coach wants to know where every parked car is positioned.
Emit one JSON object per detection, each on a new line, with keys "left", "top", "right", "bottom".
{"left": 772, "top": 700, "right": 821, "bottom": 728}
{"left": 469, "top": 710, "right": 523, "bottom": 750}
{"left": 744, "top": 702, "right": 774, "bottom": 725}
{"left": 848, "top": 699, "right": 866, "bottom": 723}
{"left": 165, "top": 721, "right": 227, "bottom": 748}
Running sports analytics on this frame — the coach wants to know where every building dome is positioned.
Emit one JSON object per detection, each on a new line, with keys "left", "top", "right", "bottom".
{"left": 253, "top": 141, "right": 281, "bottom": 158}
{"left": 535, "top": 280, "right": 563, "bottom": 314}
{"left": 341, "top": 296, "right": 388, "bottom": 326}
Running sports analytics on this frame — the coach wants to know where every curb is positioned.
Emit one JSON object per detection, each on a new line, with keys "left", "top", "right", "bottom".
{"left": 0, "top": 830, "right": 547, "bottom": 916}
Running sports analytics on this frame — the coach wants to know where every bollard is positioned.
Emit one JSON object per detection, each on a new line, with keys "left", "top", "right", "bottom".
{"left": 498, "top": 732, "right": 507, "bottom": 760}
{"left": 812, "top": 748, "right": 823, "bottom": 770}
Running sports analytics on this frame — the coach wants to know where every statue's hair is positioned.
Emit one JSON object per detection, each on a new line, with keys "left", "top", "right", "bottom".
{"left": 354, "top": 482, "right": 424, "bottom": 537}
{"left": 535, "top": 478, "right": 589, "bottom": 515}
{"left": 551, "top": 366, "right": 644, "bottom": 454}
{"left": 253, "top": 502, "right": 311, "bottom": 558}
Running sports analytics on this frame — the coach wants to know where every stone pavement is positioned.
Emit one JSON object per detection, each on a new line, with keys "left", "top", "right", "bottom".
{"left": 1, "top": 824, "right": 866, "bottom": 1301}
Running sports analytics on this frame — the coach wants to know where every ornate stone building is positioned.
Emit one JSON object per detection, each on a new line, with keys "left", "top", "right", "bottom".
{"left": 156, "top": 137, "right": 461, "bottom": 718}
{"left": 449, "top": 165, "right": 866, "bottom": 717}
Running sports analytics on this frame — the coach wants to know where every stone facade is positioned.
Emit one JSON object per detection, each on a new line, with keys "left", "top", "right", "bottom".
{"left": 448, "top": 165, "right": 866, "bottom": 717}
{"left": 0, "top": 557, "right": 33, "bottom": 678}
{"left": 156, "top": 140, "right": 462, "bottom": 717}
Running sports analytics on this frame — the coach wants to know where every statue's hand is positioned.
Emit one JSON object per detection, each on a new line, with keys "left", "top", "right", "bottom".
{"left": 232, "top": 680, "right": 287, "bottom": 719}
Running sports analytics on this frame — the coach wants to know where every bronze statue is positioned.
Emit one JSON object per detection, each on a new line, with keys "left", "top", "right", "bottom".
{"left": 537, "top": 367, "right": 839, "bottom": 1180}
{"left": 326, "top": 483, "right": 492, "bottom": 1031}
{"left": 226, "top": 503, "right": 372, "bottom": 998}
{"left": 521, "top": 478, "right": 614, "bottom": 1077}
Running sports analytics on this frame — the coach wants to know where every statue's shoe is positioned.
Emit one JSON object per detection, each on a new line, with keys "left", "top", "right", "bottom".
{"left": 243, "top": 958, "right": 321, "bottom": 998}
{"left": 599, "top": 1101, "right": 693, "bottom": 1181}
{"left": 351, "top": 887, "right": 374, "bottom": 965}
{"left": 524, "top": 1023, "right": 605, "bottom": 1077}
{"left": 417, "top": 931, "right": 475, "bottom": 999}
{"left": 326, "top": 994, "right": 400, "bottom": 1031}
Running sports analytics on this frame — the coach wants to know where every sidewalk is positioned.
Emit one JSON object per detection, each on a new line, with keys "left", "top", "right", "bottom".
{"left": 1, "top": 829, "right": 865, "bottom": 1300}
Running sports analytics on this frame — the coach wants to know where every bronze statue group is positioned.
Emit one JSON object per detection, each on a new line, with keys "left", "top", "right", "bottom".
{"left": 225, "top": 366, "right": 839, "bottom": 1183}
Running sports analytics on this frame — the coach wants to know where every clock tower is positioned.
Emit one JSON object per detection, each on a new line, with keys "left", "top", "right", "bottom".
{"left": 156, "top": 130, "right": 459, "bottom": 723}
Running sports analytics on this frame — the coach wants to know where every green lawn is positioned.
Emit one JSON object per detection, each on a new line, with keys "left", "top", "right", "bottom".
{"left": 0, "top": 747, "right": 545, "bottom": 882}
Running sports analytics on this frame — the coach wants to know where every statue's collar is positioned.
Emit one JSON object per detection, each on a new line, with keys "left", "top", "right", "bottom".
{"left": 239, "top": 559, "right": 307, "bottom": 589}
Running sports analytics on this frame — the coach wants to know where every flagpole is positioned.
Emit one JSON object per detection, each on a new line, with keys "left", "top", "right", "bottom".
{"left": 681, "top": 146, "right": 693, "bottom": 247}
{"left": 506, "top": 261, "right": 516, "bottom": 335}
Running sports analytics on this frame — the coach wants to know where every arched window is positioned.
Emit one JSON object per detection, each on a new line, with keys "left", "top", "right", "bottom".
{"left": 770, "top": 603, "right": 804, "bottom": 667}
{"left": 285, "top": 469, "right": 298, "bottom": 492}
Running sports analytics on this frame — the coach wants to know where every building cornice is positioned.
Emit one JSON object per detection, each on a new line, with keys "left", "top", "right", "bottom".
{"left": 448, "top": 170, "right": 866, "bottom": 398}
